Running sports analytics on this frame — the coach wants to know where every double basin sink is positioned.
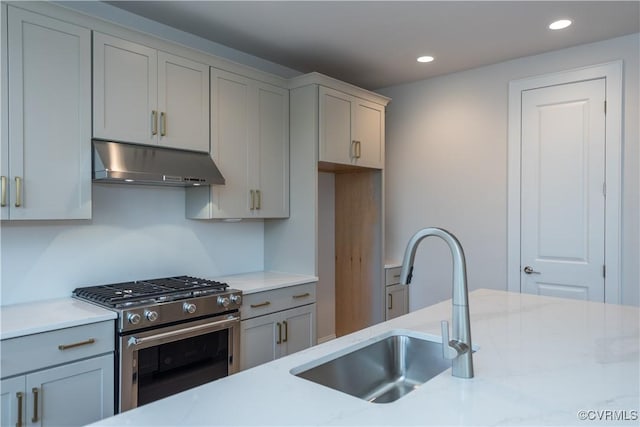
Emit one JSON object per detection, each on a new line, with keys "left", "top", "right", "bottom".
{"left": 291, "top": 330, "right": 456, "bottom": 404}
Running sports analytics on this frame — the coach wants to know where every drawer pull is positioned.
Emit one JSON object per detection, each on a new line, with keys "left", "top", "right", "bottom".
{"left": 31, "top": 388, "right": 38, "bottom": 423}
{"left": 58, "top": 338, "right": 95, "bottom": 351}
{"left": 16, "top": 391, "right": 23, "bottom": 427}
{"left": 250, "top": 301, "right": 271, "bottom": 308}
{"left": 292, "top": 293, "right": 310, "bottom": 299}
{"left": 393, "top": 274, "right": 401, "bottom": 279}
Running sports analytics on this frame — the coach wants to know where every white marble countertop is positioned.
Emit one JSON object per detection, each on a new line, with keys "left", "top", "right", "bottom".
{"left": 0, "top": 298, "right": 116, "bottom": 340}
{"left": 90, "top": 289, "right": 639, "bottom": 426}
{"left": 0, "top": 271, "right": 314, "bottom": 340}
{"left": 213, "top": 271, "right": 318, "bottom": 295}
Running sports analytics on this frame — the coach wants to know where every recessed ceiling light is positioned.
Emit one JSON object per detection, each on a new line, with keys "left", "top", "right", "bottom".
{"left": 549, "top": 19, "right": 572, "bottom": 30}
{"left": 417, "top": 56, "right": 434, "bottom": 63}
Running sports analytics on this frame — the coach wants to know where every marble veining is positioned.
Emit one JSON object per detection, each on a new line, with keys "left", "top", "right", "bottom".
{"left": 89, "top": 289, "right": 639, "bottom": 426}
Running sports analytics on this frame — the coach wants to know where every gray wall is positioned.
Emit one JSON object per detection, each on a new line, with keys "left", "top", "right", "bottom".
{"left": 0, "top": 185, "right": 264, "bottom": 305}
{"left": 379, "top": 33, "right": 639, "bottom": 308}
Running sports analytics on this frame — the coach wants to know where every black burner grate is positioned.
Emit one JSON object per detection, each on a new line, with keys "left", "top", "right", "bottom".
{"left": 73, "top": 276, "right": 229, "bottom": 308}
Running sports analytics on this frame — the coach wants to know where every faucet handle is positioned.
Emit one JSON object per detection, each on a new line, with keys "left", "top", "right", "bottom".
{"left": 441, "top": 320, "right": 460, "bottom": 360}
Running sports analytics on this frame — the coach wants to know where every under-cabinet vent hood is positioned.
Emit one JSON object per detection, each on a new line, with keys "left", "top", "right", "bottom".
{"left": 92, "top": 140, "right": 225, "bottom": 186}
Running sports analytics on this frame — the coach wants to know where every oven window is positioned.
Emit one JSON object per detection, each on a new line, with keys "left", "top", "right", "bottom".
{"left": 137, "top": 329, "right": 229, "bottom": 406}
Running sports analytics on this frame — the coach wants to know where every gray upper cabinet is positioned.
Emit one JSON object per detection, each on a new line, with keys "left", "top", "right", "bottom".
{"left": 93, "top": 32, "right": 209, "bottom": 152}
{"left": 186, "top": 68, "right": 289, "bottom": 219}
{"left": 1, "top": 5, "right": 92, "bottom": 220}
{"left": 319, "top": 86, "right": 385, "bottom": 169}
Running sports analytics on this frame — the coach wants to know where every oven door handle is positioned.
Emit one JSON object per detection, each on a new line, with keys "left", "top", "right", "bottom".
{"left": 127, "top": 315, "right": 239, "bottom": 348}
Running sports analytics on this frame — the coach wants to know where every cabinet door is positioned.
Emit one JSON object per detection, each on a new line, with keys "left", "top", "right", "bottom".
{"left": 353, "top": 98, "right": 384, "bottom": 169}
{"left": 157, "top": 52, "right": 209, "bottom": 152}
{"left": 281, "top": 304, "right": 316, "bottom": 357}
{"left": 7, "top": 6, "right": 91, "bottom": 220}
{"left": 319, "top": 87, "right": 353, "bottom": 165}
{"left": 255, "top": 83, "right": 289, "bottom": 218}
{"left": 1, "top": 4, "right": 8, "bottom": 220}
{"left": 93, "top": 32, "right": 157, "bottom": 145}
{"left": 240, "top": 312, "right": 279, "bottom": 370}
{"left": 26, "top": 354, "right": 114, "bottom": 427}
{"left": 1, "top": 376, "right": 25, "bottom": 427}
{"left": 209, "top": 68, "right": 252, "bottom": 218}
{"left": 385, "top": 284, "right": 408, "bottom": 320}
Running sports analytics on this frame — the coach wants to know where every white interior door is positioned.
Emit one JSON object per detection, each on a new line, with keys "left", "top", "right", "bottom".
{"left": 521, "top": 78, "right": 606, "bottom": 301}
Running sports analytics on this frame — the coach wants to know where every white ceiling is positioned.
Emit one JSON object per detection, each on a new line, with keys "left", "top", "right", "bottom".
{"left": 106, "top": 1, "right": 640, "bottom": 90}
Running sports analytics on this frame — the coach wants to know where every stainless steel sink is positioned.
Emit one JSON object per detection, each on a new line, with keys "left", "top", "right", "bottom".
{"left": 291, "top": 331, "right": 451, "bottom": 403}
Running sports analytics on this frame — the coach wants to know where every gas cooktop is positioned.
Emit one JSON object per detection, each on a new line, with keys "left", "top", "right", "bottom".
{"left": 72, "top": 275, "right": 230, "bottom": 309}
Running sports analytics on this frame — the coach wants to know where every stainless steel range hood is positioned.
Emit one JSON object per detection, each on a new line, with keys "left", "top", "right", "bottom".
{"left": 92, "top": 140, "right": 225, "bottom": 186}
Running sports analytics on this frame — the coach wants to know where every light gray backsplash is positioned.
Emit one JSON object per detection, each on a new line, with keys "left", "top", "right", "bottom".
{"left": 0, "top": 184, "right": 264, "bottom": 305}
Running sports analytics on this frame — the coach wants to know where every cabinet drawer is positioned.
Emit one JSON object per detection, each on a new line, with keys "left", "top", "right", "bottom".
{"left": 241, "top": 283, "right": 316, "bottom": 320}
{"left": 385, "top": 267, "right": 402, "bottom": 285}
{"left": 1, "top": 321, "right": 114, "bottom": 378}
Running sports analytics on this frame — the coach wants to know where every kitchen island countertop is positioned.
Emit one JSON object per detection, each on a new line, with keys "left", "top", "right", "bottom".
{"left": 90, "top": 289, "right": 639, "bottom": 426}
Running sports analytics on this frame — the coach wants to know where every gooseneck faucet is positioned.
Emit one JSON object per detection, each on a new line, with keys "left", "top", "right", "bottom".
{"left": 399, "top": 227, "right": 474, "bottom": 378}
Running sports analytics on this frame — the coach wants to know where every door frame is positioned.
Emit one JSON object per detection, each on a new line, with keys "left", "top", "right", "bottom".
{"left": 507, "top": 61, "right": 622, "bottom": 303}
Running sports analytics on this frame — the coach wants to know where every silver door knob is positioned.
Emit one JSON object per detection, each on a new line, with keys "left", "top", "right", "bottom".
{"left": 523, "top": 266, "right": 541, "bottom": 275}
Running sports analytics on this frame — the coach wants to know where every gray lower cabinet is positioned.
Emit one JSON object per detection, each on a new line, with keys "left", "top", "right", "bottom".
{"left": 385, "top": 266, "right": 409, "bottom": 320}
{"left": 0, "top": 321, "right": 114, "bottom": 427}
{"left": 240, "top": 283, "right": 317, "bottom": 370}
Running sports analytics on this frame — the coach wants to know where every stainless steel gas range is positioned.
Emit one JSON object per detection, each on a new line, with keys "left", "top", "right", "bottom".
{"left": 73, "top": 276, "right": 242, "bottom": 413}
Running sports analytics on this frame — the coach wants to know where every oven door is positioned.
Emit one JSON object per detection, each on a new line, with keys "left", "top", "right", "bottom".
{"left": 119, "top": 313, "right": 240, "bottom": 412}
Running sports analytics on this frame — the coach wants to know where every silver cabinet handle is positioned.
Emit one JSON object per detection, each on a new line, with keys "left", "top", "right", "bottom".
{"left": 31, "top": 388, "right": 39, "bottom": 423}
{"left": 523, "top": 266, "right": 541, "bottom": 275}
{"left": 160, "top": 112, "right": 166, "bottom": 136}
{"left": 250, "top": 190, "right": 255, "bottom": 210}
{"left": 1, "top": 176, "right": 6, "bottom": 207}
{"left": 14, "top": 177, "right": 22, "bottom": 208}
{"left": 255, "top": 190, "right": 261, "bottom": 210}
{"left": 16, "top": 391, "right": 23, "bottom": 427}
{"left": 58, "top": 338, "right": 95, "bottom": 351}
{"left": 276, "top": 322, "right": 282, "bottom": 344}
{"left": 151, "top": 110, "right": 158, "bottom": 135}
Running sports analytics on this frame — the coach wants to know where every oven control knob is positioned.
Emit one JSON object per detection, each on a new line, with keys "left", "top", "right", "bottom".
{"left": 217, "top": 296, "right": 230, "bottom": 308}
{"left": 127, "top": 313, "right": 141, "bottom": 325}
{"left": 145, "top": 310, "right": 158, "bottom": 322}
{"left": 183, "top": 302, "right": 197, "bottom": 314}
{"left": 230, "top": 294, "right": 242, "bottom": 305}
